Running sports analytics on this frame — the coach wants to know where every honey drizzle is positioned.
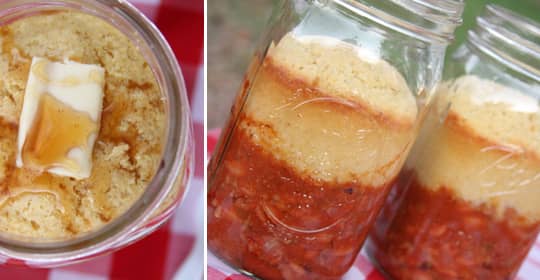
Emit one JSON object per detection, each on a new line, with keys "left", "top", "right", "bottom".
{"left": 0, "top": 27, "right": 14, "bottom": 56}
{"left": 21, "top": 93, "right": 98, "bottom": 173}
{"left": 100, "top": 78, "right": 163, "bottom": 168}
{"left": 0, "top": 118, "right": 17, "bottom": 137}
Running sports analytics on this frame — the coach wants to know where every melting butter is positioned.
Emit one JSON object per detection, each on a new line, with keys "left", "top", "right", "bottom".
{"left": 16, "top": 57, "right": 105, "bottom": 179}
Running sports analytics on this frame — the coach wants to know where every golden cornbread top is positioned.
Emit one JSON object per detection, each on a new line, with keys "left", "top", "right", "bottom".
{"left": 267, "top": 33, "right": 418, "bottom": 129}
{"left": 411, "top": 75, "right": 540, "bottom": 220}
{"left": 444, "top": 75, "right": 540, "bottom": 159}
{"left": 0, "top": 11, "right": 165, "bottom": 239}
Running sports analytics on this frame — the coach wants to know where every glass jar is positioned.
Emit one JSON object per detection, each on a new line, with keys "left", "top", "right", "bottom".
{"left": 208, "top": 0, "right": 463, "bottom": 279}
{"left": 0, "top": 0, "right": 193, "bottom": 267}
{"left": 368, "top": 4, "right": 540, "bottom": 280}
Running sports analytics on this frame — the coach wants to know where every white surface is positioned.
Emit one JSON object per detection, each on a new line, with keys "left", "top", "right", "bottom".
{"left": 192, "top": 65, "right": 204, "bottom": 123}
{"left": 49, "top": 270, "right": 107, "bottom": 280}
{"left": 129, "top": 0, "right": 161, "bottom": 5}
{"left": 172, "top": 175, "right": 203, "bottom": 279}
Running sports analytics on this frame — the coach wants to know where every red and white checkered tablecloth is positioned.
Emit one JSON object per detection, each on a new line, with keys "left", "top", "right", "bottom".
{"left": 0, "top": 0, "right": 204, "bottom": 279}
{"left": 207, "top": 129, "right": 540, "bottom": 280}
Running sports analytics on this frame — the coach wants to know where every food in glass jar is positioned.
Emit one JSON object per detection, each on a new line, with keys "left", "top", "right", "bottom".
{"left": 208, "top": 33, "right": 418, "bottom": 279}
{"left": 0, "top": 11, "right": 165, "bottom": 240}
{"left": 370, "top": 75, "right": 540, "bottom": 280}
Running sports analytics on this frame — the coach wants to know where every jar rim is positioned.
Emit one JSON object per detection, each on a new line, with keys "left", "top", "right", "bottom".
{"left": 0, "top": 0, "right": 193, "bottom": 265}
{"left": 467, "top": 4, "right": 540, "bottom": 82}
{"left": 331, "top": 0, "right": 464, "bottom": 44}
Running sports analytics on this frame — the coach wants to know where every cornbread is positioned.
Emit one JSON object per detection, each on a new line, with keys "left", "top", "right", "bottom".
{"left": 0, "top": 12, "right": 165, "bottom": 239}
{"left": 410, "top": 75, "right": 540, "bottom": 220}
{"left": 241, "top": 34, "right": 417, "bottom": 186}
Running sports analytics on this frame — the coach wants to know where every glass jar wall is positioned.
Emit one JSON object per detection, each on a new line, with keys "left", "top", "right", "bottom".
{"left": 208, "top": 0, "right": 463, "bottom": 279}
{"left": 368, "top": 4, "right": 540, "bottom": 280}
{"left": 0, "top": 0, "right": 193, "bottom": 266}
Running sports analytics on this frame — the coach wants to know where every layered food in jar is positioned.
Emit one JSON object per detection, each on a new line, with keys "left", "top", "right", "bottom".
{"left": 208, "top": 33, "right": 418, "bottom": 279}
{"left": 0, "top": 11, "right": 165, "bottom": 240}
{"left": 369, "top": 75, "right": 540, "bottom": 280}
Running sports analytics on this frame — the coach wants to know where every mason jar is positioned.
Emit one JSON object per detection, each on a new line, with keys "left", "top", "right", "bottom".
{"left": 0, "top": 0, "right": 193, "bottom": 267}
{"left": 208, "top": 0, "right": 463, "bottom": 279}
{"left": 368, "top": 4, "right": 540, "bottom": 280}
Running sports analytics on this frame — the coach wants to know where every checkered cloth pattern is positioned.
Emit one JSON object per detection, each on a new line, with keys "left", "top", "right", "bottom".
{"left": 0, "top": 0, "right": 204, "bottom": 279}
{"left": 207, "top": 129, "right": 540, "bottom": 280}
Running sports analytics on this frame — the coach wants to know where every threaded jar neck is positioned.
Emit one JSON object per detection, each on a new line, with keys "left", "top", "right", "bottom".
{"left": 326, "top": 0, "right": 463, "bottom": 44}
{"left": 467, "top": 4, "right": 540, "bottom": 81}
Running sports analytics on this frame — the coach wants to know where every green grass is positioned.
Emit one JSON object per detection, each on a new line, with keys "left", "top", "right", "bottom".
{"left": 448, "top": 0, "right": 540, "bottom": 56}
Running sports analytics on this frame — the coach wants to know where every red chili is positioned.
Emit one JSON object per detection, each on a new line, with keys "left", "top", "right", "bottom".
{"left": 208, "top": 119, "right": 394, "bottom": 280}
{"left": 369, "top": 173, "right": 540, "bottom": 280}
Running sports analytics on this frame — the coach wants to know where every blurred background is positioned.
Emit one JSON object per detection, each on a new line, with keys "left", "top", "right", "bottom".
{"left": 208, "top": 0, "right": 540, "bottom": 129}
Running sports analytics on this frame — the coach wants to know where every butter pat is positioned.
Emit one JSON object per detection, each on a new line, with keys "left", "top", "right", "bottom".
{"left": 16, "top": 57, "right": 105, "bottom": 179}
